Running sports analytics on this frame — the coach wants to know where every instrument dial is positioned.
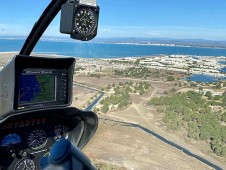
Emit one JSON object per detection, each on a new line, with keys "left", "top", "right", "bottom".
{"left": 1, "top": 133, "right": 21, "bottom": 147}
{"left": 73, "top": 6, "right": 97, "bottom": 36}
{"left": 14, "top": 159, "right": 35, "bottom": 170}
{"left": 27, "top": 129, "right": 47, "bottom": 150}
{"left": 54, "top": 125, "right": 64, "bottom": 141}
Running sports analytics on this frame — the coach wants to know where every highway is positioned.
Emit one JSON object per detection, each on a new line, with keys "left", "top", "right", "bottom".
{"left": 85, "top": 92, "right": 104, "bottom": 111}
{"left": 74, "top": 82, "right": 105, "bottom": 111}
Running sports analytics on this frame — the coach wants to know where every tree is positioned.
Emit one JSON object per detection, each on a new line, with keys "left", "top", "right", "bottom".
{"left": 188, "top": 122, "right": 200, "bottom": 140}
{"left": 213, "top": 95, "right": 221, "bottom": 101}
{"left": 106, "top": 84, "right": 111, "bottom": 90}
{"left": 144, "top": 82, "right": 150, "bottom": 90}
{"left": 205, "top": 91, "right": 212, "bottom": 100}
{"left": 170, "top": 88, "right": 176, "bottom": 93}
{"left": 167, "top": 76, "right": 175, "bottom": 81}
{"left": 222, "top": 97, "right": 226, "bottom": 107}
{"left": 101, "top": 104, "right": 109, "bottom": 113}
{"left": 215, "top": 83, "right": 221, "bottom": 89}
{"left": 190, "top": 83, "right": 197, "bottom": 87}
{"left": 164, "top": 91, "right": 169, "bottom": 95}
{"left": 134, "top": 59, "right": 140, "bottom": 66}
{"left": 221, "top": 127, "right": 226, "bottom": 143}
{"left": 139, "top": 89, "right": 145, "bottom": 95}
{"left": 199, "top": 87, "right": 203, "bottom": 91}
{"left": 222, "top": 112, "right": 226, "bottom": 122}
{"left": 125, "top": 86, "right": 132, "bottom": 93}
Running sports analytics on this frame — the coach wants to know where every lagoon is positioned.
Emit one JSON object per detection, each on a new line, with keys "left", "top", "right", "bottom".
{"left": 185, "top": 74, "right": 226, "bottom": 83}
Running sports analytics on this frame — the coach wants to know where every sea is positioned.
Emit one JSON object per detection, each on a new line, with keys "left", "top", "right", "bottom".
{"left": 1, "top": 39, "right": 226, "bottom": 58}
{"left": 0, "top": 39, "right": 226, "bottom": 82}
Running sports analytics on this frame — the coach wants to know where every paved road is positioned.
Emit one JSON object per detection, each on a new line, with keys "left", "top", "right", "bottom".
{"left": 85, "top": 92, "right": 104, "bottom": 111}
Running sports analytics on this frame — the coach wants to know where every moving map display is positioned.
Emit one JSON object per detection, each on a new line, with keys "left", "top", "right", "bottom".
{"left": 19, "top": 74, "right": 56, "bottom": 104}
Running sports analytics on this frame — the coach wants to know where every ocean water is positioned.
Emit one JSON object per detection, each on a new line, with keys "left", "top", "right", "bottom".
{"left": 221, "top": 67, "right": 226, "bottom": 73}
{"left": 219, "top": 61, "right": 226, "bottom": 64}
{"left": 1, "top": 39, "right": 226, "bottom": 58}
{"left": 0, "top": 39, "right": 225, "bottom": 82}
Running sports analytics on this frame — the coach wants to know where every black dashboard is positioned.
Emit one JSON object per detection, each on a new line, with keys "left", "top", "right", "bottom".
{"left": 0, "top": 108, "right": 91, "bottom": 170}
{"left": 0, "top": 55, "right": 98, "bottom": 169}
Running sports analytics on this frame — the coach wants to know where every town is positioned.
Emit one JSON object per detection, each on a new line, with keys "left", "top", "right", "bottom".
{"left": 75, "top": 54, "right": 226, "bottom": 77}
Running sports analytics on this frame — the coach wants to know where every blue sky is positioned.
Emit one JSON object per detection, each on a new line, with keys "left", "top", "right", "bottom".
{"left": 0, "top": 0, "right": 226, "bottom": 40}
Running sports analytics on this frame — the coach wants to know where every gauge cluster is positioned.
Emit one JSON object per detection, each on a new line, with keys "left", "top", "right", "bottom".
{"left": 0, "top": 115, "right": 67, "bottom": 170}
{"left": 0, "top": 107, "right": 98, "bottom": 170}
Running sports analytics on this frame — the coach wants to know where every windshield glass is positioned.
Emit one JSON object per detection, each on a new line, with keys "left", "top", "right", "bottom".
{"left": 1, "top": 0, "right": 226, "bottom": 169}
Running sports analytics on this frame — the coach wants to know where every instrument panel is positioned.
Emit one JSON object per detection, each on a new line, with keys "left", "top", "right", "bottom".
{"left": 0, "top": 115, "right": 68, "bottom": 170}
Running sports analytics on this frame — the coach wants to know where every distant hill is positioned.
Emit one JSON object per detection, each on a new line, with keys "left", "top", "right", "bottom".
{"left": 92, "top": 37, "right": 226, "bottom": 48}
{"left": 1, "top": 35, "right": 226, "bottom": 48}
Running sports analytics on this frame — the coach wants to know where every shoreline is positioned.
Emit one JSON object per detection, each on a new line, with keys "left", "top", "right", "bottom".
{"left": 0, "top": 52, "right": 226, "bottom": 79}
{"left": 0, "top": 51, "right": 226, "bottom": 59}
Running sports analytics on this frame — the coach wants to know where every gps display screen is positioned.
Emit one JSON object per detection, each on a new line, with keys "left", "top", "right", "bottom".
{"left": 19, "top": 74, "right": 56, "bottom": 104}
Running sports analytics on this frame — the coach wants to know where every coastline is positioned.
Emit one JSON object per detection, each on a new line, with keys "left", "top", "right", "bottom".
{"left": 2, "top": 39, "right": 226, "bottom": 57}
{"left": 0, "top": 52, "right": 226, "bottom": 79}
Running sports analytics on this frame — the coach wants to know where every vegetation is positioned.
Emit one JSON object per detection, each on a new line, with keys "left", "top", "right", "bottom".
{"left": 114, "top": 66, "right": 184, "bottom": 82}
{"left": 75, "top": 66, "right": 85, "bottom": 71}
{"left": 100, "top": 85, "right": 130, "bottom": 112}
{"left": 134, "top": 59, "right": 141, "bottom": 66}
{"left": 148, "top": 91, "right": 226, "bottom": 158}
{"left": 109, "top": 59, "right": 133, "bottom": 65}
{"left": 99, "top": 82, "right": 151, "bottom": 113}
{"left": 205, "top": 91, "right": 212, "bottom": 100}
{"left": 88, "top": 73, "right": 101, "bottom": 78}
{"left": 114, "top": 67, "right": 151, "bottom": 79}
{"left": 167, "top": 75, "right": 175, "bottom": 81}
{"left": 222, "top": 112, "right": 226, "bottom": 122}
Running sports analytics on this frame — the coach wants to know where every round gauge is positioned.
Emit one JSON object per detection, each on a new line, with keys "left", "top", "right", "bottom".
{"left": 54, "top": 125, "right": 64, "bottom": 141}
{"left": 14, "top": 159, "right": 35, "bottom": 170}
{"left": 27, "top": 129, "right": 47, "bottom": 150}
{"left": 1, "top": 133, "right": 21, "bottom": 147}
{"left": 43, "top": 152, "right": 50, "bottom": 157}
{"left": 73, "top": 6, "right": 97, "bottom": 36}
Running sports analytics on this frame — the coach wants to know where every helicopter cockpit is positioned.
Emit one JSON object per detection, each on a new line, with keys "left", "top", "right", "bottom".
{"left": 0, "top": 0, "right": 99, "bottom": 169}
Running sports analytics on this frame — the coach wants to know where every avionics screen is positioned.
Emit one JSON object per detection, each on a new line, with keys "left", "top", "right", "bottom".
{"left": 19, "top": 74, "right": 56, "bottom": 105}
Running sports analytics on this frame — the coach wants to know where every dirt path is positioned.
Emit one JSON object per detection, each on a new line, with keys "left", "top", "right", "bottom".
{"left": 77, "top": 76, "right": 225, "bottom": 169}
{"left": 131, "top": 85, "right": 157, "bottom": 118}
{"left": 106, "top": 84, "right": 226, "bottom": 169}
{"left": 84, "top": 115, "right": 212, "bottom": 170}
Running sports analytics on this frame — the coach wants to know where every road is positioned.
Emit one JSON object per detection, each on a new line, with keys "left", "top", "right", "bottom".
{"left": 85, "top": 92, "right": 104, "bottom": 111}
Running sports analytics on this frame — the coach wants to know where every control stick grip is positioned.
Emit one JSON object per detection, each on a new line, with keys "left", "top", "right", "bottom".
{"left": 40, "top": 139, "right": 96, "bottom": 170}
